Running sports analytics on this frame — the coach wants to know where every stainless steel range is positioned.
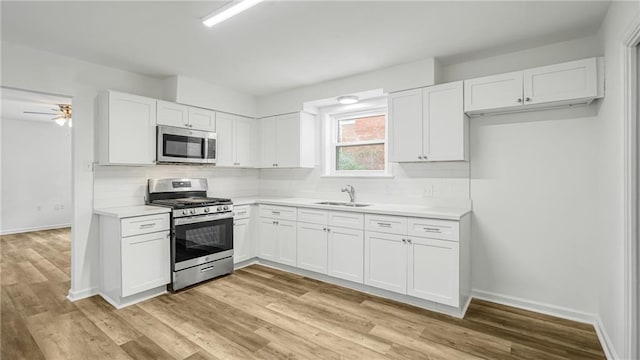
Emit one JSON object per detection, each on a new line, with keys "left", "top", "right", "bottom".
{"left": 147, "top": 178, "right": 233, "bottom": 291}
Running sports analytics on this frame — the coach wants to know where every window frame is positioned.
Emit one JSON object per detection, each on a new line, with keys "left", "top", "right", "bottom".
{"left": 326, "top": 106, "right": 389, "bottom": 177}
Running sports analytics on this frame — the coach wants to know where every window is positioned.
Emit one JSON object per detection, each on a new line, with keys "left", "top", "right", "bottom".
{"left": 327, "top": 107, "right": 389, "bottom": 176}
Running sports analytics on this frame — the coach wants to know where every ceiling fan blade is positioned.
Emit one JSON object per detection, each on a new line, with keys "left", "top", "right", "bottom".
{"left": 23, "top": 111, "right": 59, "bottom": 115}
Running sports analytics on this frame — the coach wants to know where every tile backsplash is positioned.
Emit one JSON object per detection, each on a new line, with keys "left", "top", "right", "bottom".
{"left": 94, "top": 162, "right": 471, "bottom": 209}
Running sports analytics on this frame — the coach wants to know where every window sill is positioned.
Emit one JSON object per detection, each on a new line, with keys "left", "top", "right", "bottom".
{"left": 321, "top": 174, "right": 394, "bottom": 179}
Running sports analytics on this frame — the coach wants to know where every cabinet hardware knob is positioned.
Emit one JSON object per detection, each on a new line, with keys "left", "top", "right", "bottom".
{"left": 327, "top": 228, "right": 331, "bottom": 232}
{"left": 402, "top": 239, "right": 407, "bottom": 243}
{"left": 517, "top": 98, "right": 523, "bottom": 103}
{"left": 423, "top": 155, "right": 427, "bottom": 160}
{"left": 407, "top": 239, "right": 412, "bottom": 244}
{"left": 525, "top": 97, "right": 531, "bottom": 102}
{"left": 418, "top": 156, "right": 423, "bottom": 160}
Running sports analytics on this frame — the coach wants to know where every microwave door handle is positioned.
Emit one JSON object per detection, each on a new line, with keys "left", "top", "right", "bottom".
{"left": 203, "top": 138, "right": 208, "bottom": 160}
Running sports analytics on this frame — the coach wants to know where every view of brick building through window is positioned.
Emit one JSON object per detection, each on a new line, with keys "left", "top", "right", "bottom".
{"left": 336, "top": 114, "right": 386, "bottom": 171}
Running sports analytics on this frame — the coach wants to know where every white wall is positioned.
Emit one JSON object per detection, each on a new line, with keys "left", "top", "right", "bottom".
{"left": 594, "top": 2, "right": 640, "bottom": 359}
{"left": 171, "top": 75, "right": 258, "bottom": 118}
{"left": 257, "top": 58, "right": 436, "bottom": 117}
{"left": 439, "top": 35, "right": 605, "bottom": 318}
{"left": 1, "top": 41, "right": 169, "bottom": 299}
{"left": 1, "top": 118, "right": 72, "bottom": 234}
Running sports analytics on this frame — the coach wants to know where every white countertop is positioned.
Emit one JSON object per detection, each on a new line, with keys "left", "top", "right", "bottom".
{"left": 94, "top": 205, "right": 171, "bottom": 219}
{"left": 231, "top": 197, "right": 471, "bottom": 221}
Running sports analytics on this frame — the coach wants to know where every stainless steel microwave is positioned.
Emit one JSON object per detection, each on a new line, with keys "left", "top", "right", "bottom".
{"left": 157, "top": 125, "right": 216, "bottom": 164}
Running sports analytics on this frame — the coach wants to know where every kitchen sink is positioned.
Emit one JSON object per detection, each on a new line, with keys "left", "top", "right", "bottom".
{"left": 315, "top": 201, "right": 371, "bottom": 207}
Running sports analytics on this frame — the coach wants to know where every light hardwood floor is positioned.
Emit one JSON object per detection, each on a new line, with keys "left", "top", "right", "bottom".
{"left": 1, "top": 228, "right": 605, "bottom": 359}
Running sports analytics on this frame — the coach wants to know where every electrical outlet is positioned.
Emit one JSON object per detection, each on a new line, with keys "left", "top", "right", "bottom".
{"left": 423, "top": 184, "right": 434, "bottom": 197}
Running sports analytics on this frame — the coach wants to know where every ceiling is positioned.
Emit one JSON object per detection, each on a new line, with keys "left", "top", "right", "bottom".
{"left": 1, "top": 1, "right": 610, "bottom": 96}
{"left": 1, "top": 88, "right": 71, "bottom": 124}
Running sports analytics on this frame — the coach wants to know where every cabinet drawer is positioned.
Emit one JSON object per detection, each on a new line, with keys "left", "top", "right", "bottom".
{"left": 297, "top": 208, "right": 328, "bottom": 225}
{"left": 121, "top": 214, "right": 170, "bottom": 237}
{"left": 407, "top": 218, "right": 459, "bottom": 241}
{"left": 365, "top": 214, "right": 407, "bottom": 234}
{"left": 234, "top": 205, "right": 251, "bottom": 220}
{"left": 259, "top": 205, "right": 297, "bottom": 221}
{"left": 328, "top": 211, "right": 364, "bottom": 230}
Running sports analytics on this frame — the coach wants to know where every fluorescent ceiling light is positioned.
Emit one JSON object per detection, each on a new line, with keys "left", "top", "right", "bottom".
{"left": 337, "top": 95, "right": 360, "bottom": 105}
{"left": 202, "top": 0, "right": 265, "bottom": 28}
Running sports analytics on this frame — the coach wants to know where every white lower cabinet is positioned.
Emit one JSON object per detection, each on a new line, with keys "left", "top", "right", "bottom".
{"left": 328, "top": 226, "right": 364, "bottom": 283}
{"left": 258, "top": 218, "right": 279, "bottom": 262}
{"left": 364, "top": 231, "right": 407, "bottom": 294}
{"left": 233, "top": 218, "right": 251, "bottom": 264}
{"left": 259, "top": 214, "right": 297, "bottom": 267}
{"left": 297, "top": 222, "right": 328, "bottom": 274}
{"left": 363, "top": 214, "right": 465, "bottom": 308}
{"left": 98, "top": 211, "right": 171, "bottom": 308}
{"left": 121, "top": 231, "right": 171, "bottom": 297}
{"left": 407, "top": 236, "right": 459, "bottom": 307}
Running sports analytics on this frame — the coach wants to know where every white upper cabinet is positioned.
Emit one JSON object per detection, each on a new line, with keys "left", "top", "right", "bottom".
{"left": 523, "top": 58, "right": 598, "bottom": 105}
{"left": 259, "top": 112, "right": 315, "bottom": 168}
{"left": 464, "top": 57, "right": 603, "bottom": 116}
{"left": 389, "top": 88, "right": 423, "bottom": 162}
{"left": 188, "top": 107, "right": 216, "bottom": 132}
{"left": 98, "top": 90, "right": 157, "bottom": 165}
{"left": 423, "top": 81, "right": 467, "bottom": 161}
{"left": 216, "top": 112, "right": 257, "bottom": 168}
{"left": 157, "top": 100, "right": 215, "bottom": 131}
{"left": 390, "top": 81, "right": 467, "bottom": 162}
{"left": 157, "top": 100, "right": 190, "bottom": 128}
{"left": 463, "top": 71, "right": 523, "bottom": 113}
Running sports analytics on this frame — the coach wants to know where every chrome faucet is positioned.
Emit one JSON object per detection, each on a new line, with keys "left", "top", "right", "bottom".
{"left": 341, "top": 185, "right": 355, "bottom": 203}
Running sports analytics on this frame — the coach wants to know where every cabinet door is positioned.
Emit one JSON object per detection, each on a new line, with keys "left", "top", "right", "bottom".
{"left": 407, "top": 237, "right": 459, "bottom": 307}
{"left": 364, "top": 231, "right": 407, "bottom": 294}
{"left": 297, "top": 222, "right": 328, "bottom": 274}
{"left": 157, "top": 100, "right": 189, "bottom": 128}
{"left": 328, "top": 227, "right": 364, "bottom": 283}
{"left": 277, "top": 220, "right": 297, "bottom": 267}
{"left": 233, "top": 218, "right": 251, "bottom": 264}
{"left": 275, "top": 113, "right": 301, "bottom": 168}
{"left": 464, "top": 71, "right": 523, "bottom": 112}
{"left": 188, "top": 107, "right": 216, "bottom": 132}
{"left": 121, "top": 230, "right": 170, "bottom": 297}
{"left": 423, "top": 81, "right": 466, "bottom": 161}
{"left": 260, "top": 116, "right": 278, "bottom": 168}
{"left": 215, "top": 112, "right": 235, "bottom": 167}
{"left": 234, "top": 116, "right": 256, "bottom": 167}
{"left": 108, "top": 91, "right": 157, "bottom": 165}
{"left": 389, "top": 89, "right": 423, "bottom": 162}
{"left": 258, "top": 218, "right": 278, "bottom": 262}
{"left": 523, "top": 58, "right": 597, "bottom": 105}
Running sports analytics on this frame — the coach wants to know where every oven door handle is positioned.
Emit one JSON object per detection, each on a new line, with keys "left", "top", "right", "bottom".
{"left": 174, "top": 212, "right": 233, "bottom": 226}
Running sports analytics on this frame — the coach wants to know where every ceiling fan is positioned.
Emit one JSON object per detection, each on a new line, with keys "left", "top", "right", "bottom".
{"left": 24, "top": 104, "right": 72, "bottom": 127}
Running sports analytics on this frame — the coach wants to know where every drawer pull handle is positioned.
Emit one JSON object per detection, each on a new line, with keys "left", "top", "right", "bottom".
{"left": 201, "top": 266, "right": 216, "bottom": 272}
{"left": 139, "top": 223, "right": 156, "bottom": 229}
{"left": 377, "top": 222, "right": 392, "bottom": 228}
{"left": 237, "top": 211, "right": 247, "bottom": 215}
{"left": 423, "top": 227, "right": 441, "bottom": 232}
{"left": 272, "top": 211, "right": 280, "bottom": 215}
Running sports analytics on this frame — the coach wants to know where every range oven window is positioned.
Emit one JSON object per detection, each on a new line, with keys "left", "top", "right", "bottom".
{"left": 174, "top": 217, "right": 233, "bottom": 264}
{"left": 163, "top": 134, "right": 205, "bottom": 159}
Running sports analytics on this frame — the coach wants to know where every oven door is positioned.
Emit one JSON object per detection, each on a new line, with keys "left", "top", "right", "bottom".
{"left": 172, "top": 212, "right": 233, "bottom": 271}
{"left": 157, "top": 125, "right": 216, "bottom": 164}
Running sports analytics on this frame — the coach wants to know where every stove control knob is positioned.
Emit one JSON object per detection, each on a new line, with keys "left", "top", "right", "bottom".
{"left": 217, "top": 206, "right": 222, "bottom": 211}
{"left": 203, "top": 207, "right": 210, "bottom": 213}
{"left": 223, "top": 205, "right": 229, "bottom": 211}
{"left": 182, "top": 210, "right": 188, "bottom": 215}
{"left": 189, "top": 209, "right": 196, "bottom": 215}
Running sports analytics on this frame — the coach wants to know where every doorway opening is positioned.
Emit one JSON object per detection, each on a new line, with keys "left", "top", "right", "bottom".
{"left": 0, "top": 87, "right": 73, "bottom": 284}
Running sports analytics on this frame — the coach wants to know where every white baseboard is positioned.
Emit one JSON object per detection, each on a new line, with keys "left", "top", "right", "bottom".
{"left": 1, "top": 223, "right": 71, "bottom": 235}
{"left": 593, "top": 316, "right": 620, "bottom": 360}
{"left": 472, "top": 289, "right": 619, "bottom": 360}
{"left": 67, "top": 287, "right": 99, "bottom": 302}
